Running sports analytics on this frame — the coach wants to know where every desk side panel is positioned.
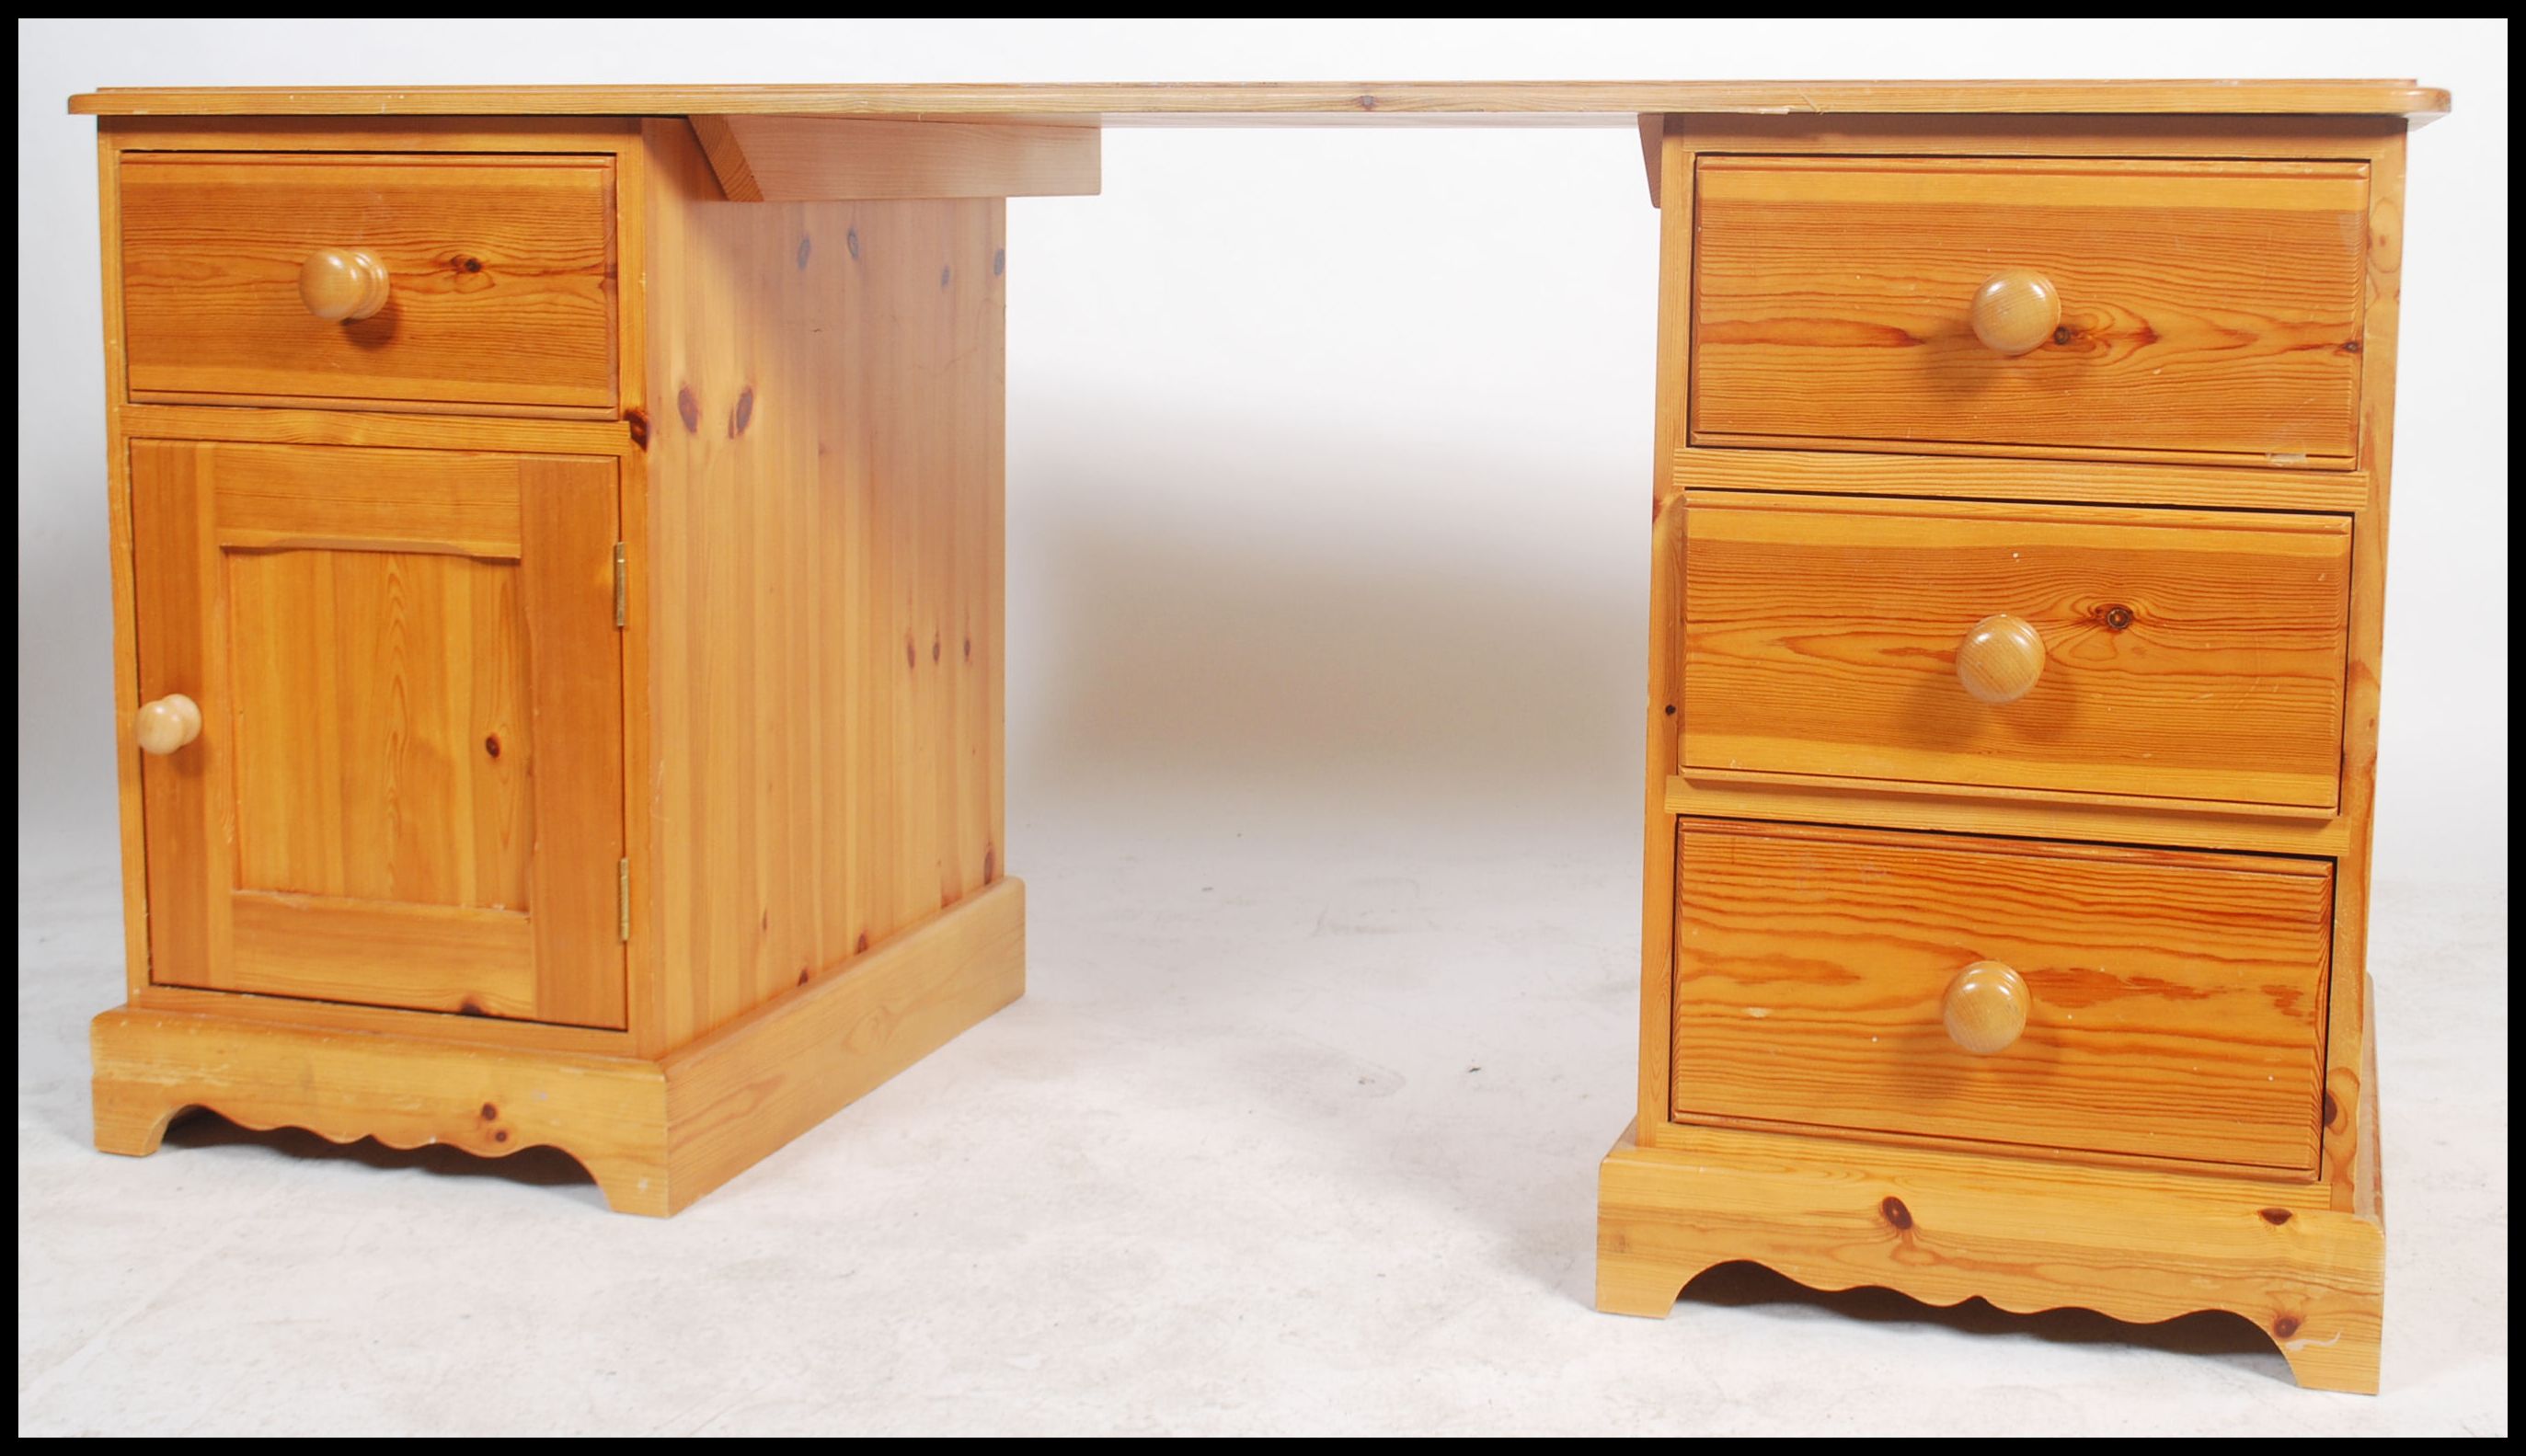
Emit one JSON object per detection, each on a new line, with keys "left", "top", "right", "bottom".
{"left": 1637, "top": 127, "right": 1694, "bottom": 1138}
{"left": 637, "top": 120, "right": 1007, "bottom": 1051}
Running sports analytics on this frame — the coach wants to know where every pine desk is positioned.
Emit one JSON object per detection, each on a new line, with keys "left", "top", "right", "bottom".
{"left": 68, "top": 80, "right": 2449, "bottom": 1392}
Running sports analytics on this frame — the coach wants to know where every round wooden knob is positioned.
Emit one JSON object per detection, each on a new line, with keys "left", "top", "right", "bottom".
{"left": 298, "top": 247, "right": 391, "bottom": 322}
{"left": 1943, "top": 960, "right": 2030, "bottom": 1056}
{"left": 1957, "top": 613, "right": 2045, "bottom": 705}
{"left": 1969, "top": 269, "right": 2061, "bottom": 356}
{"left": 136, "top": 694, "right": 203, "bottom": 756}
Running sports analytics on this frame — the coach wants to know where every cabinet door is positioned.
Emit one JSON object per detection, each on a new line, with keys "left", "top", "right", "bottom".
{"left": 131, "top": 441, "right": 626, "bottom": 1028}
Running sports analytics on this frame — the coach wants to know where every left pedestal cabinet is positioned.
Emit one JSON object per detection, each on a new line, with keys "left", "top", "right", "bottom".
{"left": 86, "top": 118, "right": 1028, "bottom": 1214}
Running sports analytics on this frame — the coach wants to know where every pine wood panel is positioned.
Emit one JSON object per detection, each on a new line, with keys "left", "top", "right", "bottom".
{"left": 98, "top": 117, "right": 644, "bottom": 150}
{"left": 127, "top": 983, "right": 636, "bottom": 1055}
{"left": 210, "top": 449, "right": 525, "bottom": 557}
{"left": 1677, "top": 765, "right": 2340, "bottom": 821}
{"left": 1664, "top": 774, "right": 2357, "bottom": 858}
{"left": 659, "top": 879, "right": 1027, "bottom": 1211}
{"left": 131, "top": 441, "right": 222, "bottom": 1009}
{"left": 228, "top": 892, "right": 538, "bottom": 1018}
{"left": 90, "top": 1005, "right": 673, "bottom": 1214}
{"left": 121, "top": 403, "right": 636, "bottom": 456}
{"left": 225, "top": 547, "right": 532, "bottom": 908}
{"left": 1598, "top": 1109, "right": 2384, "bottom": 1392}
{"left": 637, "top": 120, "right": 1007, "bottom": 1049}
{"left": 66, "top": 78, "right": 2453, "bottom": 121}
{"left": 130, "top": 441, "right": 626, "bottom": 1028}
{"left": 1636, "top": 130, "right": 1695, "bottom": 1141}
{"left": 519, "top": 460, "right": 629, "bottom": 1027}
{"left": 1665, "top": 112, "right": 2417, "bottom": 156}
{"left": 98, "top": 136, "right": 155, "bottom": 1003}
{"left": 2322, "top": 129, "right": 2408, "bottom": 1209}
{"left": 1681, "top": 492, "right": 2352, "bottom": 809}
{"left": 91, "top": 882, "right": 1026, "bottom": 1215}
{"left": 691, "top": 115, "right": 1099, "bottom": 202}
{"left": 1671, "top": 821, "right": 2332, "bottom": 1172}
{"left": 1691, "top": 156, "right": 2371, "bottom": 465}
{"left": 128, "top": 389, "right": 617, "bottom": 422}
{"left": 119, "top": 153, "right": 616, "bottom": 410}
{"left": 1675, "top": 445, "right": 2370, "bottom": 514}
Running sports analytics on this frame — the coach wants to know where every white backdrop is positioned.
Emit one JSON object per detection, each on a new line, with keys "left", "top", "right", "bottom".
{"left": 17, "top": 18, "right": 2509, "bottom": 890}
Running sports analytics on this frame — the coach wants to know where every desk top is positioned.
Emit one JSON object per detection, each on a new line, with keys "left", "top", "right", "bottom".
{"left": 68, "top": 78, "right": 2451, "bottom": 124}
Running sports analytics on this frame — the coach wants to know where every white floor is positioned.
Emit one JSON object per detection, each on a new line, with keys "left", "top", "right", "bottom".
{"left": 15, "top": 801, "right": 2510, "bottom": 1436}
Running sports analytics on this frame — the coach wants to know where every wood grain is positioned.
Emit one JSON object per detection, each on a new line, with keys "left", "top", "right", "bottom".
{"left": 1674, "top": 765, "right": 2343, "bottom": 824}
{"left": 1680, "top": 492, "right": 2352, "bottom": 810}
{"left": 1635, "top": 128, "right": 1694, "bottom": 1139}
{"left": 228, "top": 892, "right": 538, "bottom": 1018}
{"left": 66, "top": 78, "right": 2453, "bottom": 122}
{"left": 659, "top": 879, "right": 1027, "bottom": 1211}
{"left": 519, "top": 458, "right": 629, "bottom": 1028}
{"left": 1691, "top": 156, "right": 2370, "bottom": 466}
{"left": 1671, "top": 820, "right": 2332, "bottom": 1172}
{"left": 98, "top": 135, "right": 153, "bottom": 1003}
{"left": 1597, "top": 1113, "right": 2384, "bottom": 1393}
{"left": 90, "top": 881, "right": 1025, "bottom": 1215}
{"left": 210, "top": 446, "right": 525, "bottom": 557}
{"left": 1662, "top": 775, "right": 2356, "bottom": 858}
{"left": 119, "top": 152, "right": 616, "bottom": 411}
{"left": 1674, "top": 446, "right": 2370, "bottom": 513}
{"left": 224, "top": 545, "right": 533, "bottom": 908}
{"left": 128, "top": 983, "right": 635, "bottom": 1055}
{"left": 90, "top": 1004, "right": 673, "bottom": 1214}
{"left": 1665, "top": 112, "right": 2418, "bottom": 157}
{"left": 122, "top": 403, "right": 636, "bottom": 457}
{"left": 2322, "top": 129, "right": 2409, "bottom": 1210}
{"left": 131, "top": 440, "right": 222, "bottom": 1013}
{"left": 691, "top": 115, "right": 1099, "bottom": 202}
{"left": 130, "top": 441, "right": 625, "bottom": 1028}
{"left": 125, "top": 389, "right": 617, "bottom": 423}
{"left": 98, "top": 117, "right": 644, "bottom": 152}
{"left": 637, "top": 119, "right": 1008, "bottom": 1051}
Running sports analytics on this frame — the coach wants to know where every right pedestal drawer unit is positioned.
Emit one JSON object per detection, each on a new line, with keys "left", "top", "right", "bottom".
{"left": 1599, "top": 106, "right": 2436, "bottom": 1393}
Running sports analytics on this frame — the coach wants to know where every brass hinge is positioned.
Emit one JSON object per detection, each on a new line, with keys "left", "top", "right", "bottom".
{"left": 612, "top": 543, "right": 627, "bottom": 628}
{"left": 617, "top": 857, "right": 631, "bottom": 942}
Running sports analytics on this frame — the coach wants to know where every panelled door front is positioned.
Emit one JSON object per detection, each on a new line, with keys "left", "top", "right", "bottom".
{"left": 130, "top": 441, "right": 626, "bottom": 1028}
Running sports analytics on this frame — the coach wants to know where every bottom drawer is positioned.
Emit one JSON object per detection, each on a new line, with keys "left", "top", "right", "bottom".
{"left": 1671, "top": 820, "right": 2331, "bottom": 1173}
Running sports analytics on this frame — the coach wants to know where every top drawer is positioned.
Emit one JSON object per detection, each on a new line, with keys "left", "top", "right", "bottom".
{"left": 118, "top": 153, "right": 616, "bottom": 413}
{"left": 1691, "top": 156, "right": 2369, "bottom": 468}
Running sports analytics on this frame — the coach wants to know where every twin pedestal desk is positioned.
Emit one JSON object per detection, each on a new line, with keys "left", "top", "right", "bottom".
{"left": 67, "top": 79, "right": 2448, "bottom": 1392}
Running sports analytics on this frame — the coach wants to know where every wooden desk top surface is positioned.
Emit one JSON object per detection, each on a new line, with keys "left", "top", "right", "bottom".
{"left": 68, "top": 78, "right": 2451, "bottom": 124}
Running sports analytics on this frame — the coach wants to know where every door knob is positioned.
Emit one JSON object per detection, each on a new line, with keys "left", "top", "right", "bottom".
{"left": 136, "top": 694, "right": 203, "bottom": 755}
{"left": 1957, "top": 613, "right": 2045, "bottom": 705}
{"left": 1943, "top": 960, "right": 2030, "bottom": 1055}
{"left": 298, "top": 247, "right": 391, "bottom": 322}
{"left": 1969, "top": 269, "right": 2061, "bottom": 356}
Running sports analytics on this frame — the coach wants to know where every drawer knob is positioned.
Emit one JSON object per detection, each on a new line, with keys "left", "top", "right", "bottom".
{"left": 1943, "top": 960, "right": 2030, "bottom": 1055}
{"left": 135, "top": 694, "right": 202, "bottom": 756}
{"left": 1956, "top": 613, "right": 2046, "bottom": 704}
{"left": 298, "top": 247, "right": 392, "bottom": 322}
{"left": 1969, "top": 269, "right": 2061, "bottom": 356}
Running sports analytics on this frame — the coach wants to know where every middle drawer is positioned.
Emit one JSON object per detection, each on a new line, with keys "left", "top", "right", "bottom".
{"left": 1681, "top": 491, "right": 2351, "bottom": 811}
